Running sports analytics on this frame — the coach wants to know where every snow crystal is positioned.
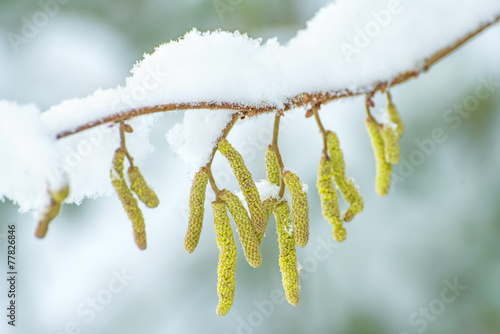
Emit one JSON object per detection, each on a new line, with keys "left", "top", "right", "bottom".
{"left": 372, "top": 107, "right": 397, "bottom": 129}
{"left": 255, "top": 180, "right": 281, "bottom": 201}
{"left": 235, "top": 180, "right": 280, "bottom": 212}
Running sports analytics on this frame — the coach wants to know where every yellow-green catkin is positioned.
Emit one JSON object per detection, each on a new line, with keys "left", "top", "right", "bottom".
{"left": 184, "top": 168, "right": 209, "bottom": 253}
{"left": 128, "top": 166, "right": 159, "bottom": 208}
{"left": 366, "top": 117, "right": 392, "bottom": 196}
{"left": 111, "top": 147, "right": 147, "bottom": 250}
{"left": 265, "top": 145, "right": 280, "bottom": 186}
{"left": 212, "top": 200, "right": 237, "bottom": 316}
{"left": 113, "top": 147, "right": 126, "bottom": 177}
{"left": 317, "top": 157, "right": 345, "bottom": 242}
{"left": 326, "top": 131, "right": 346, "bottom": 181}
{"left": 380, "top": 125, "right": 400, "bottom": 164}
{"left": 326, "top": 131, "right": 364, "bottom": 221}
{"left": 274, "top": 201, "right": 300, "bottom": 305}
{"left": 218, "top": 139, "right": 264, "bottom": 234}
{"left": 339, "top": 178, "right": 364, "bottom": 222}
{"left": 281, "top": 171, "right": 309, "bottom": 248}
{"left": 257, "top": 197, "right": 277, "bottom": 244}
{"left": 35, "top": 185, "right": 70, "bottom": 238}
{"left": 219, "top": 189, "right": 262, "bottom": 268}
{"left": 387, "top": 91, "right": 404, "bottom": 138}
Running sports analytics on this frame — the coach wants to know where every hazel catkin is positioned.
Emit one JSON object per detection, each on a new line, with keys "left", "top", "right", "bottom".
{"left": 274, "top": 201, "right": 300, "bottom": 305}
{"left": 338, "top": 178, "right": 364, "bottom": 222}
{"left": 265, "top": 145, "right": 281, "bottom": 186}
{"left": 281, "top": 170, "right": 309, "bottom": 248}
{"left": 212, "top": 200, "right": 237, "bottom": 316}
{"left": 35, "top": 185, "right": 70, "bottom": 238}
{"left": 366, "top": 117, "right": 392, "bottom": 196}
{"left": 387, "top": 91, "right": 404, "bottom": 138}
{"left": 326, "top": 131, "right": 364, "bottom": 222}
{"left": 380, "top": 125, "right": 400, "bottom": 164}
{"left": 184, "top": 168, "right": 209, "bottom": 253}
{"left": 110, "top": 147, "right": 147, "bottom": 250}
{"left": 128, "top": 166, "right": 159, "bottom": 208}
{"left": 317, "top": 157, "right": 346, "bottom": 242}
{"left": 218, "top": 139, "right": 264, "bottom": 234}
{"left": 219, "top": 189, "right": 262, "bottom": 268}
{"left": 326, "top": 131, "right": 346, "bottom": 181}
{"left": 111, "top": 173, "right": 147, "bottom": 250}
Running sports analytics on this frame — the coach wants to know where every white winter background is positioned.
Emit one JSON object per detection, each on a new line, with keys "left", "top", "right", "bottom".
{"left": 1, "top": 1, "right": 500, "bottom": 334}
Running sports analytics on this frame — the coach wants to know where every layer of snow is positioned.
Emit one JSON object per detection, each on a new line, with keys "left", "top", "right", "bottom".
{"left": 42, "top": 0, "right": 500, "bottom": 137}
{"left": 166, "top": 109, "right": 235, "bottom": 174}
{"left": 372, "top": 106, "right": 396, "bottom": 129}
{"left": 0, "top": 101, "right": 65, "bottom": 212}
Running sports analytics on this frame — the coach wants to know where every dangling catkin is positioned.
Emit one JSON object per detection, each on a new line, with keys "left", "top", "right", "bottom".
{"left": 35, "top": 185, "right": 70, "bottom": 238}
{"left": 212, "top": 201, "right": 237, "bottom": 316}
{"left": 281, "top": 171, "right": 309, "bottom": 248}
{"left": 128, "top": 166, "right": 159, "bottom": 208}
{"left": 265, "top": 145, "right": 281, "bottom": 186}
{"left": 339, "top": 178, "right": 364, "bottom": 222}
{"left": 366, "top": 117, "right": 392, "bottom": 196}
{"left": 218, "top": 139, "right": 264, "bottom": 234}
{"left": 274, "top": 201, "right": 300, "bottom": 305}
{"left": 184, "top": 168, "right": 209, "bottom": 253}
{"left": 326, "top": 131, "right": 364, "bottom": 222}
{"left": 387, "top": 91, "right": 404, "bottom": 138}
{"left": 380, "top": 125, "right": 400, "bottom": 164}
{"left": 317, "top": 157, "right": 346, "bottom": 242}
{"left": 110, "top": 147, "right": 147, "bottom": 250}
{"left": 326, "top": 131, "right": 346, "bottom": 181}
{"left": 219, "top": 189, "right": 262, "bottom": 268}
{"left": 112, "top": 147, "right": 126, "bottom": 177}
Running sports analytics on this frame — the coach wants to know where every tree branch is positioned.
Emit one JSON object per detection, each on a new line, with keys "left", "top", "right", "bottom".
{"left": 55, "top": 15, "right": 500, "bottom": 140}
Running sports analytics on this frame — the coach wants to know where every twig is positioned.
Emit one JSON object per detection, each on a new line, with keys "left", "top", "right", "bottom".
{"left": 206, "top": 113, "right": 240, "bottom": 197}
{"left": 119, "top": 121, "right": 134, "bottom": 166}
{"left": 271, "top": 114, "right": 286, "bottom": 198}
{"left": 312, "top": 106, "right": 329, "bottom": 160}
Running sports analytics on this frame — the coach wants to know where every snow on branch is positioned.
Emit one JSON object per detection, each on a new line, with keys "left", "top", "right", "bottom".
{"left": 50, "top": 1, "right": 500, "bottom": 139}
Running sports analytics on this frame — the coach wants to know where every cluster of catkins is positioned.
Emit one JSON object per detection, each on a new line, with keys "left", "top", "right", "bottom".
{"left": 365, "top": 92, "right": 404, "bottom": 195}
{"left": 185, "top": 138, "right": 309, "bottom": 315}
{"left": 109, "top": 124, "right": 159, "bottom": 250}
{"left": 317, "top": 130, "right": 364, "bottom": 242}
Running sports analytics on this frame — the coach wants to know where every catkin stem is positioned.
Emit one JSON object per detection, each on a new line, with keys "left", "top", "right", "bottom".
{"left": 313, "top": 106, "right": 329, "bottom": 160}
{"left": 206, "top": 113, "right": 240, "bottom": 197}
{"left": 272, "top": 114, "right": 286, "bottom": 198}
{"left": 119, "top": 121, "right": 134, "bottom": 166}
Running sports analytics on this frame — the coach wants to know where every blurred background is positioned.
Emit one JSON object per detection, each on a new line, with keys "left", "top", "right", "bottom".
{"left": 1, "top": 1, "right": 499, "bottom": 333}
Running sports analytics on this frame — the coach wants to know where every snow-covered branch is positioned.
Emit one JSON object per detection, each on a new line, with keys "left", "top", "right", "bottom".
{"left": 56, "top": 13, "right": 500, "bottom": 139}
